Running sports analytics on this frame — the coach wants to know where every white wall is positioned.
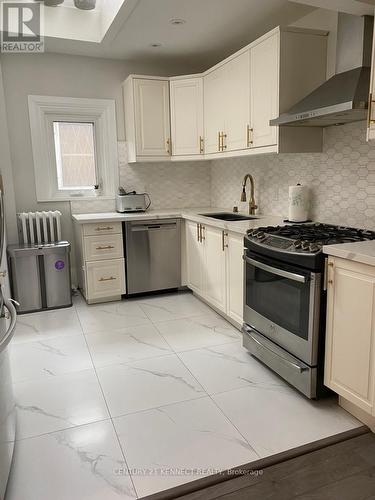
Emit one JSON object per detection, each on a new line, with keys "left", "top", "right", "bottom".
{"left": 1, "top": 52, "right": 212, "bottom": 282}
{"left": 0, "top": 53, "right": 175, "bottom": 281}
{"left": 0, "top": 60, "right": 17, "bottom": 244}
{"left": 291, "top": 8, "right": 338, "bottom": 78}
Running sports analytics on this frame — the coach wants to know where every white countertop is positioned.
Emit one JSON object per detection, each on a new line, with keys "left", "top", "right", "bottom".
{"left": 72, "top": 208, "right": 284, "bottom": 235}
{"left": 323, "top": 240, "right": 375, "bottom": 267}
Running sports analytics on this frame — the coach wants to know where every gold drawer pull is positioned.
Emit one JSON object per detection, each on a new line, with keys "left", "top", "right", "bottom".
{"left": 247, "top": 125, "right": 253, "bottom": 147}
{"left": 221, "top": 132, "right": 227, "bottom": 150}
{"left": 95, "top": 226, "right": 114, "bottom": 231}
{"left": 99, "top": 276, "right": 117, "bottom": 282}
{"left": 96, "top": 245, "right": 115, "bottom": 250}
{"left": 368, "top": 94, "right": 375, "bottom": 126}
{"left": 199, "top": 136, "right": 204, "bottom": 154}
{"left": 166, "top": 138, "right": 171, "bottom": 154}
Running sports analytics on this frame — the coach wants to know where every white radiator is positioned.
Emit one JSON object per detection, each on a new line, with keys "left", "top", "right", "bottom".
{"left": 17, "top": 211, "right": 62, "bottom": 245}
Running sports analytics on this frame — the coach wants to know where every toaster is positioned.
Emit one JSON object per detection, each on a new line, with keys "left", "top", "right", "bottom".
{"left": 116, "top": 191, "right": 151, "bottom": 213}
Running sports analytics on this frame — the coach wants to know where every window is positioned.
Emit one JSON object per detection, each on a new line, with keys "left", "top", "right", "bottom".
{"left": 28, "top": 95, "right": 118, "bottom": 202}
{"left": 53, "top": 122, "right": 97, "bottom": 190}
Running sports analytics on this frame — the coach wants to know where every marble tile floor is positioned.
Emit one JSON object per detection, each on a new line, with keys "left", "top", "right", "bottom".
{"left": 5, "top": 291, "right": 362, "bottom": 499}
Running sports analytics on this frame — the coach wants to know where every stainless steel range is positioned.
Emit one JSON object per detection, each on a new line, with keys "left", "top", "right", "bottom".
{"left": 242, "top": 223, "right": 375, "bottom": 399}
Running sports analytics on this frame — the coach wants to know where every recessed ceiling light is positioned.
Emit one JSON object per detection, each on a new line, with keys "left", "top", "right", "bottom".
{"left": 169, "top": 18, "right": 186, "bottom": 25}
{"left": 150, "top": 43, "right": 162, "bottom": 48}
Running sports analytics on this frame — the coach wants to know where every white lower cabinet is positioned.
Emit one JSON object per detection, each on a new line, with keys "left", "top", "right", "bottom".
{"left": 186, "top": 220, "right": 243, "bottom": 325}
{"left": 204, "top": 225, "right": 227, "bottom": 311}
{"left": 86, "top": 259, "right": 126, "bottom": 302}
{"left": 226, "top": 232, "right": 244, "bottom": 324}
{"left": 185, "top": 220, "right": 204, "bottom": 294}
{"left": 324, "top": 256, "right": 375, "bottom": 415}
{"left": 74, "top": 221, "right": 126, "bottom": 304}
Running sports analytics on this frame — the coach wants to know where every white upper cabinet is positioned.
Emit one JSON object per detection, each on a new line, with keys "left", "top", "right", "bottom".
{"left": 204, "top": 52, "right": 250, "bottom": 154}
{"left": 170, "top": 77, "right": 204, "bottom": 156}
{"left": 225, "top": 51, "right": 251, "bottom": 152}
{"left": 123, "top": 26, "right": 327, "bottom": 163}
{"left": 250, "top": 33, "right": 278, "bottom": 149}
{"left": 367, "top": 15, "right": 375, "bottom": 141}
{"left": 204, "top": 65, "right": 227, "bottom": 154}
{"left": 123, "top": 77, "right": 171, "bottom": 162}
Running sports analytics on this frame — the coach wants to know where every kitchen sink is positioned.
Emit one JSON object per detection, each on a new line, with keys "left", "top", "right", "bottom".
{"left": 199, "top": 212, "right": 258, "bottom": 221}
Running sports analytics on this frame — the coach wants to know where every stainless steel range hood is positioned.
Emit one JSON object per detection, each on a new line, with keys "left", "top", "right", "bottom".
{"left": 270, "top": 13, "right": 374, "bottom": 127}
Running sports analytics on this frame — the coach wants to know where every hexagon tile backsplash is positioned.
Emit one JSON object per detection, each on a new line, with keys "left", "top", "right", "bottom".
{"left": 118, "top": 141, "right": 211, "bottom": 209}
{"left": 210, "top": 121, "right": 375, "bottom": 230}
{"left": 72, "top": 122, "right": 375, "bottom": 231}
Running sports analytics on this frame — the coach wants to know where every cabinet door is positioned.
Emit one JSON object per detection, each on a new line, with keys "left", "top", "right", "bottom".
{"left": 325, "top": 257, "right": 375, "bottom": 415}
{"left": 226, "top": 232, "right": 244, "bottom": 324}
{"left": 170, "top": 78, "right": 204, "bottom": 156}
{"left": 225, "top": 51, "right": 251, "bottom": 152}
{"left": 84, "top": 234, "right": 124, "bottom": 262}
{"left": 368, "top": 22, "right": 375, "bottom": 141}
{"left": 134, "top": 79, "right": 171, "bottom": 157}
{"left": 186, "top": 221, "right": 204, "bottom": 294}
{"left": 250, "top": 33, "right": 279, "bottom": 148}
{"left": 204, "top": 226, "right": 227, "bottom": 312}
{"left": 86, "top": 258, "right": 126, "bottom": 302}
{"left": 204, "top": 66, "right": 226, "bottom": 154}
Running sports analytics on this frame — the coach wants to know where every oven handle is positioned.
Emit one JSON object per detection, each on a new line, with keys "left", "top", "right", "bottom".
{"left": 243, "top": 255, "right": 307, "bottom": 283}
{"left": 242, "top": 325, "right": 309, "bottom": 373}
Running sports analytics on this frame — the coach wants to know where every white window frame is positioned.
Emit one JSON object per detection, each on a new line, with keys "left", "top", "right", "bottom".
{"left": 28, "top": 95, "right": 118, "bottom": 202}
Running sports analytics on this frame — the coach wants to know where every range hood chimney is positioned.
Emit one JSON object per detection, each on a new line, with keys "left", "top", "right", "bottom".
{"left": 270, "top": 13, "right": 374, "bottom": 127}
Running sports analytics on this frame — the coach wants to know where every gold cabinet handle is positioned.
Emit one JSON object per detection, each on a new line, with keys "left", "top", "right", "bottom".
{"left": 96, "top": 245, "right": 115, "bottom": 250}
{"left": 368, "top": 93, "right": 375, "bottom": 126}
{"left": 218, "top": 132, "right": 222, "bottom": 152}
{"left": 247, "top": 125, "right": 253, "bottom": 147}
{"left": 166, "top": 138, "right": 171, "bottom": 154}
{"left": 197, "top": 223, "right": 200, "bottom": 242}
{"left": 222, "top": 231, "right": 228, "bottom": 251}
{"left": 199, "top": 136, "right": 204, "bottom": 154}
{"left": 221, "top": 132, "right": 227, "bottom": 150}
{"left": 99, "top": 276, "right": 117, "bottom": 282}
{"left": 95, "top": 226, "right": 114, "bottom": 231}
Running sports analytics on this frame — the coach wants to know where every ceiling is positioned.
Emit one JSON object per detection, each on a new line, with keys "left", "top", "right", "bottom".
{"left": 43, "top": 0, "right": 315, "bottom": 73}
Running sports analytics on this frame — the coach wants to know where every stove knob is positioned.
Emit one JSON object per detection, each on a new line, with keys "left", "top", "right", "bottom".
{"left": 293, "top": 239, "right": 302, "bottom": 249}
{"left": 301, "top": 241, "right": 310, "bottom": 251}
{"left": 250, "top": 229, "right": 258, "bottom": 237}
{"left": 257, "top": 231, "right": 265, "bottom": 240}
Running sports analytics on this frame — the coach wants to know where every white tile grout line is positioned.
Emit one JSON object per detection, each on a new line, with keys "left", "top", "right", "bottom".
{"left": 73, "top": 303, "right": 140, "bottom": 499}
{"left": 130, "top": 293, "right": 263, "bottom": 460}
{"left": 13, "top": 416, "right": 112, "bottom": 443}
{"left": 172, "top": 350, "right": 262, "bottom": 462}
{"left": 13, "top": 294, "right": 254, "bottom": 496}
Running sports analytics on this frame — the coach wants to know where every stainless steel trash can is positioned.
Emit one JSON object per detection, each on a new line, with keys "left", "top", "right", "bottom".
{"left": 7, "top": 241, "right": 72, "bottom": 313}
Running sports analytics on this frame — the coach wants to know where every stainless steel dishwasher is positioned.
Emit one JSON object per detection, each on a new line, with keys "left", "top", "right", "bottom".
{"left": 124, "top": 219, "right": 181, "bottom": 294}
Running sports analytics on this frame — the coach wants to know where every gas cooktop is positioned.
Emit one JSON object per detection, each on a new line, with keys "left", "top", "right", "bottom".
{"left": 245, "top": 223, "right": 375, "bottom": 269}
{"left": 248, "top": 223, "right": 375, "bottom": 252}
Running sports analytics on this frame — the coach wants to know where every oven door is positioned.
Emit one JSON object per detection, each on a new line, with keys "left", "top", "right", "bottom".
{"left": 243, "top": 251, "right": 321, "bottom": 366}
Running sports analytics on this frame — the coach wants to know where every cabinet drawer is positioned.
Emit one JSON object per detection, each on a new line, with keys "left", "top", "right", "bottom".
{"left": 84, "top": 234, "right": 123, "bottom": 261}
{"left": 83, "top": 222, "right": 122, "bottom": 236}
{"left": 86, "top": 259, "right": 126, "bottom": 300}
